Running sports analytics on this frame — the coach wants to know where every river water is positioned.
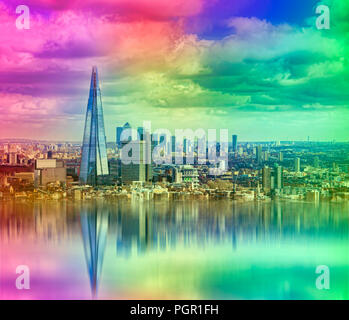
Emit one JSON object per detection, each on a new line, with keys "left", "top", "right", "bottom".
{"left": 0, "top": 199, "right": 348, "bottom": 299}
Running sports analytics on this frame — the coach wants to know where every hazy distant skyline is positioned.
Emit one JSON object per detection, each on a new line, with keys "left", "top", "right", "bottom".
{"left": 0, "top": 0, "right": 348, "bottom": 141}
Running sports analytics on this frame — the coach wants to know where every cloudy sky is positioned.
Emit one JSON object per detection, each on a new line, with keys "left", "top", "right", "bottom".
{"left": 0, "top": 0, "right": 348, "bottom": 142}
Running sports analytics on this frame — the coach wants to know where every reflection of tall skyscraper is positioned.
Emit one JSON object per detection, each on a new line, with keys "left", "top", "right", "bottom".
{"left": 80, "top": 67, "right": 109, "bottom": 185}
{"left": 232, "top": 135, "right": 238, "bottom": 152}
{"left": 80, "top": 202, "right": 109, "bottom": 297}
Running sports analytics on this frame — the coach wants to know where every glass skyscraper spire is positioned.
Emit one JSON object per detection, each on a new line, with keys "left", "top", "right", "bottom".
{"left": 80, "top": 66, "right": 109, "bottom": 185}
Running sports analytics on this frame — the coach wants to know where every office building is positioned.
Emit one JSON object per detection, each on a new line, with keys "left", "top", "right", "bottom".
{"left": 256, "top": 145, "right": 262, "bottom": 164}
{"left": 274, "top": 165, "right": 284, "bottom": 190}
{"left": 314, "top": 156, "right": 320, "bottom": 168}
{"left": 121, "top": 140, "right": 152, "bottom": 184}
{"left": 116, "top": 122, "right": 133, "bottom": 149}
{"left": 8, "top": 153, "right": 18, "bottom": 165}
{"left": 137, "top": 127, "right": 145, "bottom": 141}
{"left": 262, "top": 166, "right": 271, "bottom": 193}
{"left": 35, "top": 159, "right": 66, "bottom": 188}
{"left": 232, "top": 135, "right": 238, "bottom": 152}
{"left": 295, "top": 157, "right": 301, "bottom": 172}
{"left": 264, "top": 151, "right": 269, "bottom": 162}
{"left": 79, "top": 67, "right": 109, "bottom": 186}
{"left": 145, "top": 132, "right": 154, "bottom": 182}
{"left": 179, "top": 165, "right": 199, "bottom": 189}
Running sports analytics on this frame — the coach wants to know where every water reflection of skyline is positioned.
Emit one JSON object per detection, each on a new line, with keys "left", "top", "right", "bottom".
{"left": 1, "top": 199, "right": 348, "bottom": 248}
{"left": 1, "top": 199, "right": 348, "bottom": 299}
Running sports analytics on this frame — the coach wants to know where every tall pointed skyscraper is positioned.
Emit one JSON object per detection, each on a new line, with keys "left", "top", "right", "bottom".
{"left": 80, "top": 66, "right": 109, "bottom": 185}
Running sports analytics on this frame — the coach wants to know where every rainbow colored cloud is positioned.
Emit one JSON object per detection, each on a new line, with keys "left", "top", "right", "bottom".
{"left": 0, "top": 0, "right": 348, "bottom": 141}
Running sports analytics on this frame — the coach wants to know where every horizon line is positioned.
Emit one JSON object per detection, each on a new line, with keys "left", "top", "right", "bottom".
{"left": 0, "top": 138, "right": 348, "bottom": 144}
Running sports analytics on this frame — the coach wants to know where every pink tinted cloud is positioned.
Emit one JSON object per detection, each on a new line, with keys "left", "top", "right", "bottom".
{"left": 0, "top": 92, "right": 85, "bottom": 140}
{"left": 0, "top": 1, "right": 189, "bottom": 70}
{"left": 0, "top": 1, "right": 190, "bottom": 79}
{"left": 0, "top": 6, "right": 109, "bottom": 70}
{"left": 5, "top": 0, "right": 204, "bottom": 19}
{"left": 0, "top": 0, "right": 204, "bottom": 138}
{"left": 0, "top": 93, "right": 58, "bottom": 118}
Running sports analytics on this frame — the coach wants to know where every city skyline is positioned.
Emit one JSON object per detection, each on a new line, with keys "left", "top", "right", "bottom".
{"left": 0, "top": 137, "right": 348, "bottom": 144}
{"left": 1, "top": 0, "right": 349, "bottom": 303}
{"left": 0, "top": 0, "right": 348, "bottom": 141}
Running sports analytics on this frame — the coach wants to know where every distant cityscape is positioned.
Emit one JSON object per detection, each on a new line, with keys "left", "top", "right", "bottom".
{"left": 1, "top": 67, "right": 349, "bottom": 203}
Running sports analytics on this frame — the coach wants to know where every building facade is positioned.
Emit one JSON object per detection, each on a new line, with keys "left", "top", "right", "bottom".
{"left": 121, "top": 141, "right": 146, "bottom": 183}
{"left": 295, "top": 157, "right": 301, "bottom": 172}
{"left": 232, "top": 135, "right": 238, "bottom": 152}
{"left": 79, "top": 67, "right": 109, "bottom": 186}
{"left": 262, "top": 166, "right": 271, "bottom": 193}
